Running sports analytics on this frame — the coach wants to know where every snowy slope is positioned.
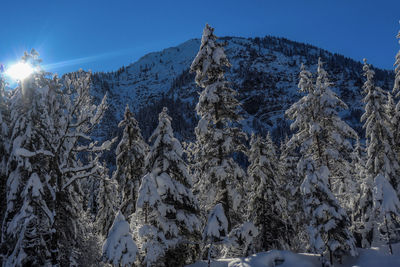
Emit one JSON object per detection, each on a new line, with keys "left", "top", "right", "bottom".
{"left": 187, "top": 244, "right": 400, "bottom": 267}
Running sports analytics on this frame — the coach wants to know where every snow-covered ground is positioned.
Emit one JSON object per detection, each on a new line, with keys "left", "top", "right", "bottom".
{"left": 187, "top": 244, "right": 400, "bottom": 267}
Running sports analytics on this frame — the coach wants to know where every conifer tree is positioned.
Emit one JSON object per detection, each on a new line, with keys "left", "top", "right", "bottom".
{"left": 247, "top": 133, "right": 289, "bottom": 252}
{"left": 286, "top": 61, "right": 357, "bottom": 265}
{"left": 190, "top": 24, "right": 247, "bottom": 236}
{"left": 84, "top": 172, "right": 100, "bottom": 220}
{"left": 361, "top": 59, "right": 400, "bottom": 252}
{"left": 279, "top": 136, "right": 307, "bottom": 251}
{"left": 136, "top": 108, "right": 200, "bottom": 266}
{"left": 338, "top": 139, "right": 363, "bottom": 228}
{"left": 135, "top": 173, "right": 167, "bottom": 267}
{"left": 202, "top": 203, "right": 228, "bottom": 258}
{"left": 113, "top": 105, "right": 148, "bottom": 220}
{"left": 0, "top": 75, "right": 9, "bottom": 244}
{"left": 314, "top": 60, "right": 357, "bottom": 196}
{"left": 96, "top": 163, "right": 119, "bottom": 237}
{"left": 299, "top": 159, "right": 357, "bottom": 265}
{"left": 391, "top": 28, "right": 400, "bottom": 193}
{"left": 349, "top": 138, "right": 366, "bottom": 245}
{"left": 1, "top": 52, "right": 55, "bottom": 266}
{"left": 102, "top": 211, "right": 138, "bottom": 267}
{"left": 223, "top": 222, "right": 258, "bottom": 258}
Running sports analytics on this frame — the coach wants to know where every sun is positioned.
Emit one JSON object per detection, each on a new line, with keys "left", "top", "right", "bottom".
{"left": 5, "top": 62, "right": 34, "bottom": 81}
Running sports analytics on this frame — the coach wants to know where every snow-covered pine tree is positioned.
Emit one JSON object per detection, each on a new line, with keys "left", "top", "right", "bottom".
{"left": 135, "top": 173, "right": 168, "bottom": 267}
{"left": 385, "top": 91, "right": 397, "bottom": 183}
{"left": 84, "top": 170, "right": 100, "bottom": 220}
{"left": 299, "top": 159, "right": 357, "bottom": 266}
{"left": 113, "top": 104, "right": 148, "bottom": 221}
{"left": 136, "top": 108, "right": 200, "bottom": 266}
{"left": 190, "top": 24, "right": 247, "bottom": 240}
{"left": 279, "top": 135, "right": 307, "bottom": 251}
{"left": 391, "top": 28, "right": 400, "bottom": 193}
{"left": 386, "top": 91, "right": 396, "bottom": 125}
{"left": 0, "top": 75, "right": 9, "bottom": 245}
{"left": 2, "top": 51, "right": 114, "bottom": 266}
{"left": 1, "top": 51, "right": 55, "bottom": 266}
{"left": 339, "top": 139, "right": 363, "bottom": 227}
{"left": 349, "top": 138, "right": 366, "bottom": 246}
{"left": 247, "top": 133, "right": 290, "bottom": 252}
{"left": 202, "top": 203, "right": 228, "bottom": 262}
{"left": 96, "top": 163, "right": 119, "bottom": 237}
{"left": 358, "top": 60, "right": 381, "bottom": 248}
{"left": 373, "top": 174, "right": 400, "bottom": 255}
{"left": 314, "top": 59, "right": 357, "bottom": 198}
{"left": 361, "top": 59, "right": 400, "bottom": 252}
{"left": 224, "top": 221, "right": 258, "bottom": 258}
{"left": 286, "top": 61, "right": 357, "bottom": 265}
{"left": 102, "top": 211, "right": 138, "bottom": 266}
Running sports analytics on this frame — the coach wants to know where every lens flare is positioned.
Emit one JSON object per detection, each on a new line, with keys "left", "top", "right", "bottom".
{"left": 6, "top": 62, "right": 34, "bottom": 81}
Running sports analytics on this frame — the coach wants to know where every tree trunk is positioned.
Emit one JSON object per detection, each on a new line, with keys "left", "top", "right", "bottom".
{"left": 50, "top": 191, "right": 61, "bottom": 265}
{"left": 50, "top": 165, "right": 63, "bottom": 265}
{"left": 384, "top": 214, "right": 393, "bottom": 255}
{"left": 208, "top": 241, "right": 213, "bottom": 267}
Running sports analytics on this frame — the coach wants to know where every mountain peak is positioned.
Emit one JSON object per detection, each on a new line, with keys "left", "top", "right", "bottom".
{"left": 89, "top": 35, "right": 393, "bottom": 148}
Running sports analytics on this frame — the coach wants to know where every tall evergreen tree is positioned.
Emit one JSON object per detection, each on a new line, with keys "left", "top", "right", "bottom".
{"left": 190, "top": 24, "right": 247, "bottom": 236}
{"left": 314, "top": 60, "right": 357, "bottom": 196}
{"left": 348, "top": 138, "right": 366, "bottom": 246}
{"left": 286, "top": 61, "right": 357, "bottom": 265}
{"left": 136, "top": 108, "right": 200, "bottom": 266}
{"left": 0, "top": 75, "right": 9, "bottom": 246}
{"left": 96, "top": 163, "right": 119, "bottom": 237}
{"left": 1, "top": 52, "right": 55, "bottom": 266}
{"left": 113, "top": 104, "right": 148, "bottom": 221}
{"left": 247, "top": 133, "right": 289, "bottom": 252}
{"left": 391, "top": 28, "right": 400, "bottom": 194}
{"left": 279, "top": 136, "right": 307, "bottom": 251}
{"left": 299, "top": 159, "right": 357, "bottom": 264}
{"left": 360, "top": 59, "right": 400, "bottom": 252}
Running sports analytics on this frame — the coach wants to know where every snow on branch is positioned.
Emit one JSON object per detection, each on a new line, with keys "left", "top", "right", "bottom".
{"left": 62, "top": 165, "right": 99, "bottom": 190}
{"left": 15, "top": 148, "right": 54, "bottom": 157}
{"left": 91, "top": 137, "right": 117, "bottom": 152}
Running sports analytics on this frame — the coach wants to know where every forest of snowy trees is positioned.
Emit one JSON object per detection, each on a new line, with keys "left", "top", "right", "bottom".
{"left": 1, "top": 24, "right": 400, "bottom": 267}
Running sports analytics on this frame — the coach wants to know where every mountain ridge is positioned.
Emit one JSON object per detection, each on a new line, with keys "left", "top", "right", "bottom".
{"left": 81, "top": 35, "right": 394, "bottom": 169}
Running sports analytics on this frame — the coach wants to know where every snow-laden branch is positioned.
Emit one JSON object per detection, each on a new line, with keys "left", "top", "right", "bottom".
{"left": 91, "top": 137, "right": 117, "bottom": 152}
{"left": 15, "top": 148, "right": 54, "bottom": 157}
{"left": 62, "top": 165, "right": 99, "bottom": 190}
{"left": 65, "top": 132, "right": 91, "bottom": 140}
{"left": 73, "top": 137, "right": 116, "bottom": 153}
{"left": 60, "top": 162, "right": 96, "bottom": 175}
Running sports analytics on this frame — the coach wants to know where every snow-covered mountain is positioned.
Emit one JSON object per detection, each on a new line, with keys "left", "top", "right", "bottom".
{"left": 86, "top": 35, "right": 393, "bottom": 165}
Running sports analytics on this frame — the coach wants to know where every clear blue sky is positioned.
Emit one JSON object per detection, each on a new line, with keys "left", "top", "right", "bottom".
{"left": 0, "top": 0, "right": 399, "bottom": 75}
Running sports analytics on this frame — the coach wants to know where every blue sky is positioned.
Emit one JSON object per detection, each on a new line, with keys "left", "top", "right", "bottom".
{"left": 0, "top": 0, "right": 399, "bottom": 75}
